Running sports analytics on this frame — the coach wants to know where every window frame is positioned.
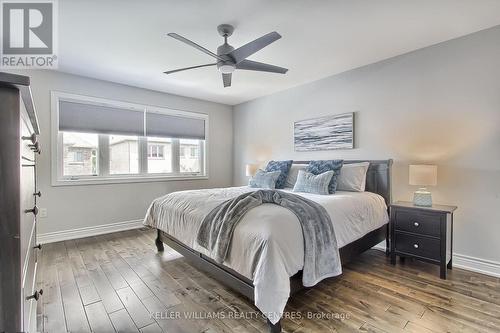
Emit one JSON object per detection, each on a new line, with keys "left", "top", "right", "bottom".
{"left": 51, "top": 91, "right": 209, "bottom": 186}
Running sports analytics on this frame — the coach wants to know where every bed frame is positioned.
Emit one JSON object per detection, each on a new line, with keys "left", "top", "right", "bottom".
{"left": 154, "top": 159, "right": 393, "bottom": 332}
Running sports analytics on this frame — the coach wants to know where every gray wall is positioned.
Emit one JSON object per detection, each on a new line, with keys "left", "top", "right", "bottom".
{"left": 233, "top": 26, "right": 500, "bottom": 263}
{"left": 17, "top": 70, "right": 233, "bottom": 235}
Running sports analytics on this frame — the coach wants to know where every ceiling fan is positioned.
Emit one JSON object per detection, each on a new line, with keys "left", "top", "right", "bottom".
{"left": 164, "top": 24, "right": 288, "bottom": 87}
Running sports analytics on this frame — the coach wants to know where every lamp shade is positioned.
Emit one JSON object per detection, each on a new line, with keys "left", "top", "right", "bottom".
{"left": 409, "top": 165, "right": 437, "bottom": 186}
{"left": 245, "top": 164, "right": 258, "bottom": 177}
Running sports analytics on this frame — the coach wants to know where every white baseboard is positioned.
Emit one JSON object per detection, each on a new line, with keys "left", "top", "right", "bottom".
{"left": 37, "top": 219, "right": 144, "bottom": 244}
{"left": 372, "top": 245, "right": 500, "bottom": 278}
{"left": 453, "top": 253, "right": 500, "bottom": 278}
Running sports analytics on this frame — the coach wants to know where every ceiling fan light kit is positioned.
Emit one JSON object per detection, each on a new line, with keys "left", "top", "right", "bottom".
{"left": 165, "top": 24, "right": 288, "bottom": 87}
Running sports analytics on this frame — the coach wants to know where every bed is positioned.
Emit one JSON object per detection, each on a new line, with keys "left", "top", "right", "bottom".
{"left": 144, "top": 159, "right": 392, "bottom": 332}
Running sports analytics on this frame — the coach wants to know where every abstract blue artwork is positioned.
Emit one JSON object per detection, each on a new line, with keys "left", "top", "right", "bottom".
{"left": 294, "top": 112, "right": 354, "bottom": 151}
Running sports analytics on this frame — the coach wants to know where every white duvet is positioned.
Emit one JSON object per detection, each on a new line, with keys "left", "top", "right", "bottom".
{"left": 143, "top": 186, "right": 389, "bottom": 324}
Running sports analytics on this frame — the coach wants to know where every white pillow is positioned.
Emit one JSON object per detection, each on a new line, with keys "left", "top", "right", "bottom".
{"left": 284, "top": 164, "right": 308, "bottom": 188}
{"left": 336, "top": 162, "right": 370, "bottom": 192}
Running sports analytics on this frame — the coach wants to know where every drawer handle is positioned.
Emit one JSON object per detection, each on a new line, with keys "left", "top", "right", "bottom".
{"left": 22, "top": 133, "right": 37, "bottom": 144}
{"left": 413, "top": 222, "right": 420, "bottom": 227}
{"left": 25, "top": 206, "right": 38, "bottom": 216}
{"left": 413, "top": 243, "right": 419, "bottom": 249}
{"left": 28, "top": 142, "right": 39, "bottom": 150}
{"left": 33, "top": 191, "right": 42, "bottom": 197}
{"left": 26, "top": 289, "right": 43, "bottom": 301}
{"left": 34, "top": 244, "right": 42, "bottom": 250}
{"left": 29, "top": 142, "right": 41, "bottom": 154}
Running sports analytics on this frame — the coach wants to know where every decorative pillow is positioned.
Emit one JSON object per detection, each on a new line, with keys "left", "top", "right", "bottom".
{"left": 248, "top": 170, "right": 281, "bottom": 189}
{"left": 293, "top": 170, "right": 334, "bottom": 195}
{"left": 264, "top": 160, "right": 293, "bottom": 189}
{"left": 306, "top": 160, "right": 344, "bottom": 194}
{"left": 337, "top": 162, "right": 370, "bottom": 192}
{"left": 284, "top": 164, "right": 308, "bottom": 188}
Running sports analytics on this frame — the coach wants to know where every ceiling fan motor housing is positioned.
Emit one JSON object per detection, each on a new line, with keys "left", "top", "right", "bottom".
{"left": 217, "top": 40, "right": 235, "bottom": 73}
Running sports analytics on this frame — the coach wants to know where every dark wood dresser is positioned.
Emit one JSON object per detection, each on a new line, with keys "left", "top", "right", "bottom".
{"left": 390, "top": 201, "right": 457, "bottom": 279}
{"left": 0, "top": 72, "right": 42, "bottom": 332}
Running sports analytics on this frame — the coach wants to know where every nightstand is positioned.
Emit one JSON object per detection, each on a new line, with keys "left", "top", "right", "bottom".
{"left": 390, "top": 201, "right": 457, "bottom": 279}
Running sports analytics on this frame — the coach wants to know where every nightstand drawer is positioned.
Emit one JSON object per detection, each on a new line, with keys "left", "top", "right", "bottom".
{"left": 394, "top": 210, "right": 441, "bottom": 237}
{"left": 394, "top": 232, "right": 440, "bottom": 261}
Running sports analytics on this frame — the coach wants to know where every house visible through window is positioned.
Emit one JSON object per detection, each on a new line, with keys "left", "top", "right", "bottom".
{"left": 180, "top": 139, "right": 201, "bottom": 173}
{"left": 63, "top": 132, "right": 98, "bottom": 176}
{"left": 109, "top": 135, "right": 139, "bottom": 175}
{"left": 147, "top": 138, "right": 172, "bottom": 173}
{"left": 53, "top": 92, "right": 207, "bottom": 184}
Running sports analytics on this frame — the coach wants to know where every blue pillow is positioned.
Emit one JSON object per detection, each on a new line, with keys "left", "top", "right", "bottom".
{"left": 306, "top": 160, "right": 344, "bottom": 193}
{"left": 248, "top": 170, "right": 281, "bottom": 189}
{"left": 293, "top": 170, "right": 334, "bottom": 195}
{"left": 264, "top": 160, "right": 293, "bottom": 189}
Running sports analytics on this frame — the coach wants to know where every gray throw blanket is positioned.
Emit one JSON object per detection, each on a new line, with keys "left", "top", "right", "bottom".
{"left": 197, "top": 190, "right": 341, "bottom": 287}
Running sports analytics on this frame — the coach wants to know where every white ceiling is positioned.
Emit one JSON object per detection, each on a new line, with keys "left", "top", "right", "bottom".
{"left": 58, "top": 0, "right": 500, "bottom": 105}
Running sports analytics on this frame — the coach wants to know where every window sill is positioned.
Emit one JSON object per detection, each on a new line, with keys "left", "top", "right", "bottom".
{"left": 51, "top": 174, "right": 209, "bottom": 187}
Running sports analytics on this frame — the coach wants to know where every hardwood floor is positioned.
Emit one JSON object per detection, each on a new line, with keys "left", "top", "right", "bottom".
{"left": 37, "top": 228, "right": 500, "bottom": 333}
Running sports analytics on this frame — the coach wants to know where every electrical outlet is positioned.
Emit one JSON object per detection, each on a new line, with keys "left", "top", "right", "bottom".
{"left": 39, "top": 208, "right": 48, "bottom": 218}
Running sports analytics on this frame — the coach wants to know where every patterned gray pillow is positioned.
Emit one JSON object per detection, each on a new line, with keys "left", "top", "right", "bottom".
{"left": 292, "top": 170, "right": 334, "bottom": 195}
{"left": 264, "top": 160, "right": 293, "bottom": 189}
{"left": 306, "top": 160, "right": 344, "bottom": 194}
{"left": 248, "top": 170, "right": 281, "bottom": 189}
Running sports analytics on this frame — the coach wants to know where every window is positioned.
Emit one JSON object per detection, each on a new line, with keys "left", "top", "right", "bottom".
{"left": 147, "top": 138, "right": 172, "bottom": 174}
{"left": 180, "top": 139, "right": 202, "bottom": 173}
{"left": 62, "top": 132, "right": 99, "bottom": 176}
{"left": 147, "top": 145, "right": 164, "bottom": 158}
{"left": 109, "top": 135, "right": 139, "bottom": 174}
{"left": 52, "top": 92, "right": 207, "bottom": 185}
{"left": 73, "top": 151, "right": 84, "bottom": 163}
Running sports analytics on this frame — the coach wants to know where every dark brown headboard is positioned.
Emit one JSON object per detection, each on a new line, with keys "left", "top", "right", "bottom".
{"left": 293, "top": 159, "right": 393, "bottom": 206}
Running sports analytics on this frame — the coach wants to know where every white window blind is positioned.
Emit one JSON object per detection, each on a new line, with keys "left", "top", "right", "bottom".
{"left": 145, "top": 111, "right": 205, "bottom": 140}
{"left": 59, "top": 100, "right": 206, "bottom": 140}
{"left": 58, "top": 100, "right": 144, "bottom": 136}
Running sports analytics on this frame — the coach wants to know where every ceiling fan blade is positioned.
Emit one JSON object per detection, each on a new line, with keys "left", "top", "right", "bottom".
{"left": 164, "top": 63, "right": 216, "bottom": 75}
{"left": 222, "top": 73, "right": 232, "bottom": 87}
{"left": 167, "top": 33, "right": 226, "bottom": 61}
{"left": 236, "top": 59, "right": 288, "bottom": 74}
{"left": 228, "top": 31, "right": 282, "bottom": 63}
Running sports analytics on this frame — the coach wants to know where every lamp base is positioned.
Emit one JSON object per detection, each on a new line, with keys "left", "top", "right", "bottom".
{"left": 413, "top": 188, "right": 432, "bottom": 207}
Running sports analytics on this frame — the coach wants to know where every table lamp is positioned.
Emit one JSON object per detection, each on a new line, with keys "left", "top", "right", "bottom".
{"left": 245, "top": 163, "right": 258, "bottom": 177}
{"left": 409, "top": 164, "right": 437, "bottom": 207}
